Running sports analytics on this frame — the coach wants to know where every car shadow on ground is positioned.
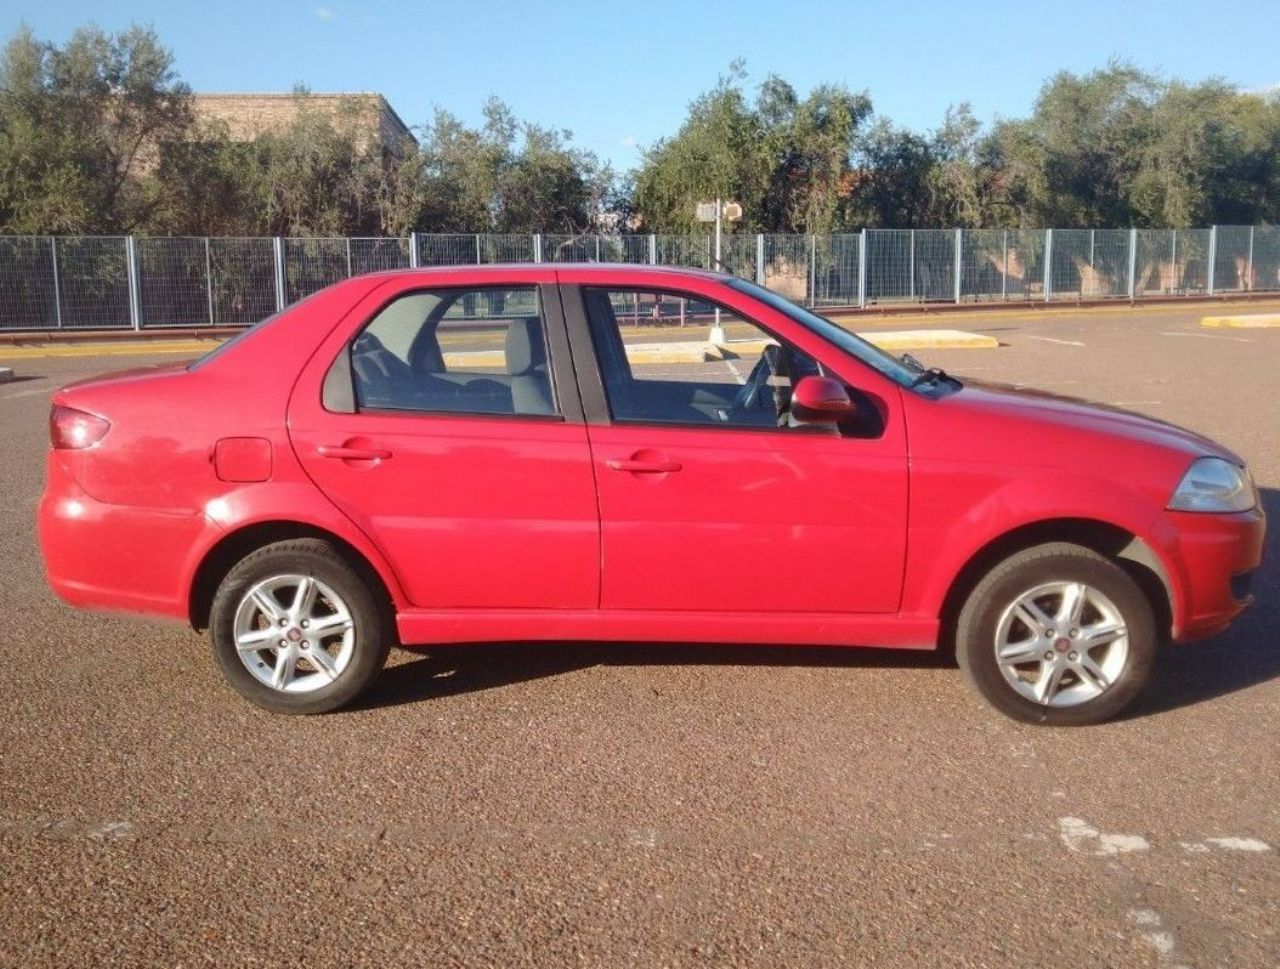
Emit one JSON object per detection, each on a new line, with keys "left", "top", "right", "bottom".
{"left": 356, "top": 488, "right": 1279, "bottom": 721}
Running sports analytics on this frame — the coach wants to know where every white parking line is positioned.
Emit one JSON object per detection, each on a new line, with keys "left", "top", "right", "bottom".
{"left": 0, "top": 386, "right": 51, "bottom": 401}
{"left": 1160, "top": 331, "right": 1254, "bottom": 343}
{"left": 1028, "top": 335, "right": 1086, "bottom": 347}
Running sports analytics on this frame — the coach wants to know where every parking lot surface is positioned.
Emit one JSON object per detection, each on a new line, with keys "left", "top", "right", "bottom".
{"left": 1, "top": 300, "right": 1277, "bottom": 967}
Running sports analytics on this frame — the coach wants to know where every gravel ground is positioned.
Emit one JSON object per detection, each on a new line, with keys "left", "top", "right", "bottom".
{"left": 0, "top": 300, "right": 1277, "bottom": 968}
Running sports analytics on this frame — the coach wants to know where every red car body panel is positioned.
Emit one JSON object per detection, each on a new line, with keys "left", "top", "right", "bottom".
{"left": 37, "top": 265, "right": 1265, "bottom": 653}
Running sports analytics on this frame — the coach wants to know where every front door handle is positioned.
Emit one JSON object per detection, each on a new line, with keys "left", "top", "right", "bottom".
{"left": 317, "top": 444, "right": 393, "bottom": 461}
{"left": 607, "top": 456, "right": 682, "bottom": 474}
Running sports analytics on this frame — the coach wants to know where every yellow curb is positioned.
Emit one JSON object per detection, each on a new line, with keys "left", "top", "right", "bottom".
{"left": 861, "top": 329, "right": 998, "bottom": 350}
{"left": 441, "top": 350, "right": 505, "bottom": 368}
{"left": 0, "top": 340, "right": 224, "bottom": 360}
{"left": 1201, "top": 313, "right": 1280, "bottom": 329}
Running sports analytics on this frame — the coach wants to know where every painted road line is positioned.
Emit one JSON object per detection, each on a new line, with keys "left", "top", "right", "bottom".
{"left": 0, "top": 386, "right": 52, "bottom": 401}
{"left": 1160, "top": 331, "right": 1254, "bottom": 343}
{"left": 861, "top": 329, "right": 998, "bottom": 350}
{"left": 1028, "top": 335, "right": 1086, "bottom": 347}
{"left": 1201, "top": 313, "right": 1280, "bottom": 328}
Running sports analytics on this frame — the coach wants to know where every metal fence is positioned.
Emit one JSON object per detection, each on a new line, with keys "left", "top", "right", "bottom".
{"left": 2, "top": 226, "right": 1278, "bottom": 331}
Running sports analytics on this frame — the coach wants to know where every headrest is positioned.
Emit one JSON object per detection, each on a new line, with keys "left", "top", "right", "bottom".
{"left": 505, "top": 317, "right": 545, "bottom": 375}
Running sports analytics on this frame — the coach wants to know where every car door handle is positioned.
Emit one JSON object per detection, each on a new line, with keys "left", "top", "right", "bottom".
{"left": 607, "top": 458, "right": 682, "bottom": 473}
{"left": 317, "top": 444, "right": 393, "bottom": 461}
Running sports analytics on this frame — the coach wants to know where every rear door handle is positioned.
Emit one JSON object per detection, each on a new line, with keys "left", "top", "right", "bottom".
{"left": 607, "top": 458, "right": 682, "bottom": 473}
{"left": 317, "top": 444, "right": 393, "bottom": 461}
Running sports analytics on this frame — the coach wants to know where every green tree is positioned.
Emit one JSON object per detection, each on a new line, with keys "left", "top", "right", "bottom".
{"left": 0, "top": 24, "right": 194, "bottom": 232}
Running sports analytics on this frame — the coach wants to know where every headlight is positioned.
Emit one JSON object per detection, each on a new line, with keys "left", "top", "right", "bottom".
{"left": 1168, "top": 457, "right": 1256, "bottom": 513}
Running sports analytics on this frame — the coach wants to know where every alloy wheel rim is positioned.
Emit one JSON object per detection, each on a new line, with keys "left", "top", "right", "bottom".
{"left": 993, "top": 581, "right": 1129, "bottom": 708}
{"left": 232, "top": 574, "right": 355, "bottom": 694}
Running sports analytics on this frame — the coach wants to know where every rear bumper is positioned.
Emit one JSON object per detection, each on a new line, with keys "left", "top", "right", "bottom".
{"left": 1159, "top": 505, "right": 1267, "bottom": 641}
{"left": 38, "top": 455, "right": 215, "bottom": 622}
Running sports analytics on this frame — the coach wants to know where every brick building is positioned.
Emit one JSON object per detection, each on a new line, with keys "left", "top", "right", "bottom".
{"left": 192, "top": 92, "right": 416, "bottom": 156}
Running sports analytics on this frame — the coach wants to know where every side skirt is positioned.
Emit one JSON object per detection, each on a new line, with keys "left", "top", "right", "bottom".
{"left": 396, "top": 609, "right": 938, "bottom": 650}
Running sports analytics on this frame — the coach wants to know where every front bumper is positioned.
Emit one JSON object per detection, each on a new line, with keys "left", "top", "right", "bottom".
{"left": 1157, "top": 504, "right": 1267, "bottom": 641}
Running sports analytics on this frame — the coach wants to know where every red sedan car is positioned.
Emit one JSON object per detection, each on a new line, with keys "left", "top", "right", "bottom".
{"left": 38, "top": 266, "right": 1264, "bottom": 724}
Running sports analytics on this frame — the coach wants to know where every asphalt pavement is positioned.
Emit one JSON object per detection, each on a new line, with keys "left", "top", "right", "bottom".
{"left": 0, "top": 300, "right": 1277, "bottom": 967}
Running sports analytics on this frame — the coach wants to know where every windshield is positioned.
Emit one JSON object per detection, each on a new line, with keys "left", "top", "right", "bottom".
{"left": 725, "top": 278, "right": 918, "bottom": 388}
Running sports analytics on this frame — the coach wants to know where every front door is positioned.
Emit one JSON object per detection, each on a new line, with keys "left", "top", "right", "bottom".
{"left": 570, "top": 282, "right": 908, "bottom": 615}
{"left": 289, "top": 280, "right": 599, "bottom": 610}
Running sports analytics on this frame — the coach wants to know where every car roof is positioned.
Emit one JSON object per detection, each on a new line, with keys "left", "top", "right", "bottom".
{"left": 363, "top": 262, "right": 735, "bottom": 282}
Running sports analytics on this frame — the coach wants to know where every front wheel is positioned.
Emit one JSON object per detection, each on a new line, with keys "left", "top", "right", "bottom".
{"left": 956, "top": 543, "right": 1156, "bottom": 726}
{"left": 209, "top": 539, "right": 391, "bottom": 714}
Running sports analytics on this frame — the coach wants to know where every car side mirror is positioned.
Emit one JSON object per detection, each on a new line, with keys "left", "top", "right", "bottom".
{"left": 791, "top": 375, "right": 856, "bottom": 424}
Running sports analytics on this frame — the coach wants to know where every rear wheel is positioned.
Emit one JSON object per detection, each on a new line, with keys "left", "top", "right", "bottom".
{"left": 209, "top": 539, "right": 390, "bottom": 714}
{"left": 956, "top": 543, "right": 1156, "bottom": 726}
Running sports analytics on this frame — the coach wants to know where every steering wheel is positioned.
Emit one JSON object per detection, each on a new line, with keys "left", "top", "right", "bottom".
{"left": 730, "top": 344, "right": 782, "bottom": 415}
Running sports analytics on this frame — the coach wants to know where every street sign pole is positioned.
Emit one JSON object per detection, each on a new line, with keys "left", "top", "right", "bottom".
{"left": 712, "top": 197, "right": 723, "bottom": 341}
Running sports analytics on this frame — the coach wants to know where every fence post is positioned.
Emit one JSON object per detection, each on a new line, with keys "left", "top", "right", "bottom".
{"left": 408, "top": 232, "right": 419, "bottom": 268}
{"left": 1127, "top": 228, "right": 1137, "bottom": 301}
{"left": 755, "top": 234, "right": 765, "bottom": 285}
{"left": 1171, "top": 230, "right": 1178, "bottom": 292}
{"left": 1001, "top": 231, "right": 1008, "bottom": 302}
{"left": 1246, "top": 226, "right": 1255, "bottom": 291}
{"left": 953, "top": 228, "right": 963, "bottom": 304}
{"left": 595, "top": 235, "right": 602, "bottom": 263}
{"left": 648, "top": 234, "right": 657, "bottom": 266}
{"left": 909, "top": 230, "right": 915, "bottom": 301}
{"left": 204, "top": 237, "right": 215, "bottom": 326}
{"left": 474, "top": 234, "right": 482, "bottom": 264}
{"left": 49, "top": 237, "right": 63, "bottom": 329}
{"left": 858, "top": 229, "right": 867, "bottom": 309}
{"left": 808, "top": 233, "right": 816, "bottom": 307}
{"left": 1043, "top": 229, "right": 1053, "bottom": 301}
{"left": 126, "top": 236, "right": 142, "bottom": 330}
{"left": 1207, "top": 226, "right": 1217, "bottom": 296}
{"left": 272, "top": 237, "right": 286, "bottom": 311}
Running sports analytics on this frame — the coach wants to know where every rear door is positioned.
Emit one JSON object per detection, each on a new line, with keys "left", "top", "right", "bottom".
{"left": 288, "top": 274, "right": 599, "bottom": 610}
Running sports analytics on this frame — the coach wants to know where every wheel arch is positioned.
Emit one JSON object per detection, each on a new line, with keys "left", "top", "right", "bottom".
{"left": 936, "top": 518, "right": 1175, "bottom": 655}
{"left": 188, "top": 520, "right": 398, "bottom": 632}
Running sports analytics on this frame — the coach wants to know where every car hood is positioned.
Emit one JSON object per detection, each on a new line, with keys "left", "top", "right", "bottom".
{"left": 936, "top": 379, "right": 1243, "bottom": 465}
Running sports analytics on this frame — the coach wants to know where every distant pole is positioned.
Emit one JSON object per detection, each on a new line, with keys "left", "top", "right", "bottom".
{"left": 648, "top": 233, "right": 657, "bottom": 266}
{"left": 345, "top": 237, "right": 353, "bottom": 278}
{"left": 474, "top": 234, "right": 482, "bottom": 264}
{"left": 533, "top": 233, "right": 543, "bottom": 263}
{"left": 1171, "top": 230, "right": 1178, "bottom": 292}
{"left": 408, "top": 232, "right": 419, "bottom": 268}
{"left": 714, "top": 196, "right": 722, "bottom": 271}
{"left": 755, "top": 233, "right": 765, "bottom": 285}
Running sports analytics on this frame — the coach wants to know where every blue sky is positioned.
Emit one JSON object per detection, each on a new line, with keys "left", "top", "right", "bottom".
{"left": 5, "top": 0, "right": 1276, "bottom": 170}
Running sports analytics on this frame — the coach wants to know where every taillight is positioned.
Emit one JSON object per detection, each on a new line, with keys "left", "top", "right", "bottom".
{"left": 50, "top": 405, "right": 111, "bottom": 449}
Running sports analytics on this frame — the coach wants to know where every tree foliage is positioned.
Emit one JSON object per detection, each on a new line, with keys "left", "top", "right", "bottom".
{"left": 2, "top": 25, "right": 1279, "bottom": 236}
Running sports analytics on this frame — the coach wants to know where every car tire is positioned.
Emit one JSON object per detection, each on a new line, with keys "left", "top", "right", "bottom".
{"left": 955, "top": 542, "right": 1156, "bottom": 726}
{"left": 209, "top": 538, "right": 391, "bottom": 714}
